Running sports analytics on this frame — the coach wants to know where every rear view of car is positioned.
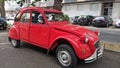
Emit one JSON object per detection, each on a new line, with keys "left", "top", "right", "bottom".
{"left": 71, "top": 16, "right": 79, "bottom": 24}
{"left": 77, "top": 16, "right": 87, "bottom": 25}
{"left": 92, "top": 17, "right": 112, "bottom": 27}
{"left": 0, "top": 17, "right": 7, "bottom": 30}
{"left": 77, "top": 15, "right": 94, "bottom": 26}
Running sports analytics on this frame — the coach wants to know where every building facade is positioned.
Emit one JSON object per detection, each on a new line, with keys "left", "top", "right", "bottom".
{"left": 5, "top": 0, "right": 20, "bottom": 19}
{"left": 62, "top": 0, "right": 120, "bottom": 23}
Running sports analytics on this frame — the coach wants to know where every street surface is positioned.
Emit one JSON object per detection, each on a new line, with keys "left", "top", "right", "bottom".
{"left": 85, "top": 26, "right": 120, "bottom": 43}
{"left": 0, "top": 30, "right": 120, "bottom": 68}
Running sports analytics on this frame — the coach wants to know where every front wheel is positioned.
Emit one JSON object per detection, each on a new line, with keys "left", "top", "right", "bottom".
{"left": 11, "top": 38, "right": 20, "bottom": 48}
{"left": 106, "top": 23, "right": 109, "bottom": 27}
{"left": 56, "top": 44, "right": 77, "bottom": 68}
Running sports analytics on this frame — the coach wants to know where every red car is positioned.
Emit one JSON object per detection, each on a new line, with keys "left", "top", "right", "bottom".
{"left": 8, "top": 7, "right": 104, "bottom": 68}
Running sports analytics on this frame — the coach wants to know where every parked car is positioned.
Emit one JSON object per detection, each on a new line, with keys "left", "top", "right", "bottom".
{"left": 92, "top": 17, "right": 113, "bottom": 27}
{"left": 77, "top": 15, "right": 95, "bottom": 26}
{"left": 6, "top": 18, "right": 14, "bottom": 25}
{"left": 71, "top": 16, "right": 79, "bottom": 24}
{"left": 8, "top": 7, "right": 104, "bottom": 68}
{"left": 115, "top": 19, "right": 120, "bottom": 28}
{"left": 0, "top": 17, "right": 7, "bottom": 30}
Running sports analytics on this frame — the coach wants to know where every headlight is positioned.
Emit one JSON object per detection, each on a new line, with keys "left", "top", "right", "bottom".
{"left": 98, "top": 32, "right": 100, "bottom": 36}
{"left": 94, "top": 31, "right": 100, "bottom": 36}
{"left": 80, "top": 36, "right": 89, "bottom": 43}
{"left": 85, "top": 36, "right": 89, "bottom": 43}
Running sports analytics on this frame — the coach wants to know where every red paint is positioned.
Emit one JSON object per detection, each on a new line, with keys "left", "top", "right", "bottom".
{"left": 8, "top": 7, "right": 100, "bottom": 60}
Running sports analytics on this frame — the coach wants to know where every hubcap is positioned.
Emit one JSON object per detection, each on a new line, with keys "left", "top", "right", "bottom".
{"left": 11, "top": 39, "right": 16, "bottom": 46}
{"left": 58, "top": 50, "right": 72, "bottom": 66}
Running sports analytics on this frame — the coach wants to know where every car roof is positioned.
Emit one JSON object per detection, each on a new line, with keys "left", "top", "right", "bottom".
{"left": 20, "top": 7, "right": 62, "bottom": 13}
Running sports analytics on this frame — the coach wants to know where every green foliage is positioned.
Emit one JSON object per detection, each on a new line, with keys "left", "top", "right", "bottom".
{"left": 55, "top": 14, "right": 70, "bottom": 22}
{"left": 64, "top": 14, "right": 70, "bottom": 22}
{"left": 16, "top": 0, "right": 47, "bottom": 7}
{"left": 17, "top": 0, "right": 26, "bottom": 7}
{"left": 0, "top": 0, "right": 3, "bottom": 2}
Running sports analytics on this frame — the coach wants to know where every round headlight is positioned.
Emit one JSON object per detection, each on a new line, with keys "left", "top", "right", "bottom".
{"left": 98, "top": 32, "right": 100, "bottom": 36}
{"left": 85, "top": 36, "right": 89, "bottom": 43}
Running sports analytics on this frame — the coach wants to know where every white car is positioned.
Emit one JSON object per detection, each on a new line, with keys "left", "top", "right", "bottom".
{"left": 7, "top": 19, "right": 14, "bottom": 25}
{"left": 115, "top": 20, "right": 120, "bottom": 28}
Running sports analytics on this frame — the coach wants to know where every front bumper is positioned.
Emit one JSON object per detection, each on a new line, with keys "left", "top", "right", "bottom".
{"left": 84, "top": 46, "right": 104, "bottom": 63}
{"left": 93, "top": 22, "right": 107, "bottom": 26}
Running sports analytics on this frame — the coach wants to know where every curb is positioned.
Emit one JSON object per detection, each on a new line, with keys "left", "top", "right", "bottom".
{"left": 100, "top": 41, "right": 120, "bottom": 52}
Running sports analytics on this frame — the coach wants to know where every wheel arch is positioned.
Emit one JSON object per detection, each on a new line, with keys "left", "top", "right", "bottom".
{"left": 49, "top": 37, "right": 79, "bottom": 58}
{"left": 49, "top": 38, "right": 72, "bottom": 50}
{"left": 8, "top": 26, "right": 20, "bottom": 40}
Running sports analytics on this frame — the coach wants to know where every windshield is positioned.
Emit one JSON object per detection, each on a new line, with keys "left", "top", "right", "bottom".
{"left": 45, "top": 12, "right": 67, "bottom": 22}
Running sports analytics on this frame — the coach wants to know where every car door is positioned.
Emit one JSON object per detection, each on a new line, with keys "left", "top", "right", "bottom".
{"left": 19, "top": 10, "right": 31, "bottom": 41}
{"left": 29, "top": 10, "right": 49, "bottom": 48}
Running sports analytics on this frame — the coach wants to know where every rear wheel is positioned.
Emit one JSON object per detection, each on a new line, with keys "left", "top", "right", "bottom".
{"left": 56, "top": 44, "right": 77, "bottom": 68}
{"left": 11, "top": 38, "right": 20, "bottom": 48}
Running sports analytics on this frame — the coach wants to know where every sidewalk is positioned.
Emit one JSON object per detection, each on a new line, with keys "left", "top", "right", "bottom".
{"left": 101, "top": 41, "right": 120, "bottom": 52}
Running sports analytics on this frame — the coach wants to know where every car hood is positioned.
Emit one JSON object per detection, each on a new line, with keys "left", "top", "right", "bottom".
{"left": 51, "top": 24, "right": 99, "bottom": 42}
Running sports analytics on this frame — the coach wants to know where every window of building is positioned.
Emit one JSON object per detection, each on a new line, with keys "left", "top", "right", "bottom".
{"left": 64, "top": 0, "right": 77, "bottom": 3}
{"left": 90, "top": 4, "right": 99, "bottom": 11}
{"left": 20, "top": 11, "right": 30, "bottom": 23}
{"left": 65, "top": 5, "right": 73, "bottom": 11}
{"left": 77, "top": 4, "right": 84, "bottom": 11}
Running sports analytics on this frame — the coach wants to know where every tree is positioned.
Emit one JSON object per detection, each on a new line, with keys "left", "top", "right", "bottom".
{"left": 53, "top": 0, "right": 63, "bottom": 11}
{"left": 0, "top": 0, "right": 6, "bottom": 18}
{"left": 0, "top": 0, "right": 63, "bottom": 18}
{"left": 17, "top": 0, "right": 63, "bottom": 11}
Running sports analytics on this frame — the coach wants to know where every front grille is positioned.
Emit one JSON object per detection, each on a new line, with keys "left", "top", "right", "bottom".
{"left": 95, "top": 41, "right": 100, "bottom": 48}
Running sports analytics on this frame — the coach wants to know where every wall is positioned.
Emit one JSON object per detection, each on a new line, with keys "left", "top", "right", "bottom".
{"left": 112, "top": 3, "right": 120, "bottom": 23}
{"left": 62, "top": 2, "right": 102, "bottom": 17}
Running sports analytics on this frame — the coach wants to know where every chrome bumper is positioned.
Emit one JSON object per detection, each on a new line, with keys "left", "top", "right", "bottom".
{"left": 85, "top": 46, "right": 104, "bottom": 63}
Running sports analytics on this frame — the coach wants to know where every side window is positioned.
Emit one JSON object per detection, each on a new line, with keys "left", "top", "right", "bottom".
{"left": 32, "top": 11, "right": 44, "bottom": 24}
{"left": 20, "top": 11, "right": 30, "bottom": 23}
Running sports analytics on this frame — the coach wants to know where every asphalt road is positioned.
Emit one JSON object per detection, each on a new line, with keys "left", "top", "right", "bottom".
{"left": 85, "top": 26, "right": 120, "bottom": 43}
{"left": 0, "top": 30, "right": 120, "bottom": 68}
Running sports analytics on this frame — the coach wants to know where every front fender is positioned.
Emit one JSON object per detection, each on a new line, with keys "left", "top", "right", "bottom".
{"left": 49, "top": 35, "right": 91, "bottom": 60}
{"left": 8, "top": 26, "right": 20, "bottom": 40}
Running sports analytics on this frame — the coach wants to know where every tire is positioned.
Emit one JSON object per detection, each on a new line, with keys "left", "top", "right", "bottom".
{"left": 106, "top": 23, "right": 109, "bottom": 27}
{"left": 56, "top": 44, "right": 77, "bottom": 68}
{"left": 93, "top": 24, "right": 96, "bottom": 27}
{"left": 11, "top": 38, "right": 20, "bottom": 48}
{"left": 0, "top": 26, "right": 4, "bottom": 30}
{"left": 3, "top": 26, "right": 7, "bottom": 30}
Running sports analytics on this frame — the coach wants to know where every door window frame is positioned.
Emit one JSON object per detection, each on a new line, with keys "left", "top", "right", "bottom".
{"left": 20, "top": 10, "right": 31, "bottom": 23}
